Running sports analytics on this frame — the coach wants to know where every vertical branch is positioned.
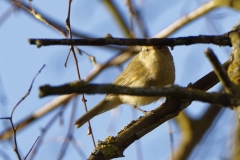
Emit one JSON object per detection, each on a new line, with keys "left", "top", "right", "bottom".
{"left": 65, "top": 0, "right": 96, "bottom": 147}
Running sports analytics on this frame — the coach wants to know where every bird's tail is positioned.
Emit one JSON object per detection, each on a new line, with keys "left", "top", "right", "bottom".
{"left": 74, "top": 97, "right": 121, "bottom": 128}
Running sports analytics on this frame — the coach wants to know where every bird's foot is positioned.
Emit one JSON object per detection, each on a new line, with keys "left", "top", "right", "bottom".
{"left": 135, "top": 106, "right": 154, "bottom": 115}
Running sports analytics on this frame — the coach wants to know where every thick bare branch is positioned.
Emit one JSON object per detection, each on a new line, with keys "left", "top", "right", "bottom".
{"left": 29, "top": 33, "right": 232, "bottom": 48}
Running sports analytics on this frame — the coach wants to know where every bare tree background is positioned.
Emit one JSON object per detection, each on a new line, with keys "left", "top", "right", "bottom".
{"left": 0, "top": 0, "right": 240, "bottom": 160}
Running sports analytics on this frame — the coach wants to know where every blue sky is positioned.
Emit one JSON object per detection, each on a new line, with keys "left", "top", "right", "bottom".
{"left": 0, "top": 0, "right": 239, "bottom": 160}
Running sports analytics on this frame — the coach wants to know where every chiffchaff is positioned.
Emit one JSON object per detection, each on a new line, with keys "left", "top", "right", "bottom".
{"left": 75, "top": 46, "right": 175, "bottom": 128}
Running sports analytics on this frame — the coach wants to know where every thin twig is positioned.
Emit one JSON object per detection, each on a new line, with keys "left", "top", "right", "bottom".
{"left": 0, "top": 65, "right": 45, "bottom": 160}
{"left": 11, "top": 64, "right": 45, "bottom": 118}
{"left": 64, "top": 49, "right": 71, "bottom": 67}
{"left": 9, "top": 0, "right": 124, "bottom": 54}
{"left": 10, "top": 121, "right": 21, "bottom": 160}
{"left": 65, "top": 0, "right": 96, "bottom": 147}
{"left": 12, "top": 1, "right": 66, "bottom": 36}
{"left": 24, "top": 136, "right": 40, "bottom": 160}
{"left": 57, "top": 2, "right": 85, "bottom": 158}
{"left": 27, "top": 0, "right": 35, "bottom": 14}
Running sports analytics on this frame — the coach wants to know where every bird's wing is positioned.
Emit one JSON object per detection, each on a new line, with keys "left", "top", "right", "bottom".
{"left": 113, "top": 55, "right": 146, "bottom": 87}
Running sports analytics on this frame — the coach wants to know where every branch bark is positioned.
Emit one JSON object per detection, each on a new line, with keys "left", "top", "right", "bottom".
{"left": 29, "top": 33, "right": 232, "bottom": 48}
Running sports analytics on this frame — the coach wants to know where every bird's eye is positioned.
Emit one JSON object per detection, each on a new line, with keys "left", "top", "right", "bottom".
{"left": 145, "top": 48, "right": 149, "bottom": 53}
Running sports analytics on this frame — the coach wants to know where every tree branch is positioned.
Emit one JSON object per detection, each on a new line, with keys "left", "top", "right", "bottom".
{"left": 205, "top": 48, "right": 236, "bottom": 94}
{"left": 29, "top": 33, "right": 232, "bottom": 48}
{"left": 39, "top": 81, "right": 239, "bottom": 107}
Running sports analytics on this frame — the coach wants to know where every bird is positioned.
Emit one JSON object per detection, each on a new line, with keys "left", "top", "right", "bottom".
{"left": 74, "top": 46, "right": 175, "bottom": 128}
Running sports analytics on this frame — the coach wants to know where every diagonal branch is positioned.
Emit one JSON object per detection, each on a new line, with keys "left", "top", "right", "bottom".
{"left": 205, "top": 48, "right": 236, "bottom": 94}
{"left": 87, "top": 60, "right": 231, "bottom": 159}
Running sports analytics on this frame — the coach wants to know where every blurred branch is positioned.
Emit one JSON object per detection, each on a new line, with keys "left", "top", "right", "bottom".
{"left": 0, "top": 148, "right": 11, "bottom": 160}
{"left": 29, "top": 33, "right": 232, "bottom": 47}
{"left": 174, "top": 111, "right": 195, "bottom": 159}
{"left": 153, "top": 0, "right": 240, "bottom": 38}
{"left": 125, "top": 0, "right": 148, "bottom": 38}
{"left": 126, "top": 0, "right": 136, "bottom": 38}
{"left": 57, "top": 97, "right": 77, "bottom": 159}
{"left": 153, "top": 1, "right": 218, "bottom": 38}
{"left": 70, "top": 136, "right": 87, "bottom": 159}
{"left": 172, "top": 46, "right": 238, "bottom": 159}
{"left": 233, "top": 123, "right": 240, "bottom": 160}
{"left": 174, "top": 41, "right": 240, "bottom": 159}
{"left": 103, "top": 0, "right": 130, "bottom": 37}
{"left": 174, "top": 104, "right": 222, "bottom": 159}
{"left": 131, "top": 4, "right": 148, "bottom": 38}
{"left": 0, "top": 3, "right": 19, "bottom": 27}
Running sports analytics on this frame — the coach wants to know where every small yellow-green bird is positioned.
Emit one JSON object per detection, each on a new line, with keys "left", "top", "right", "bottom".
{"left": 75, "top": 46, "right": 175, "bottom": 128}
